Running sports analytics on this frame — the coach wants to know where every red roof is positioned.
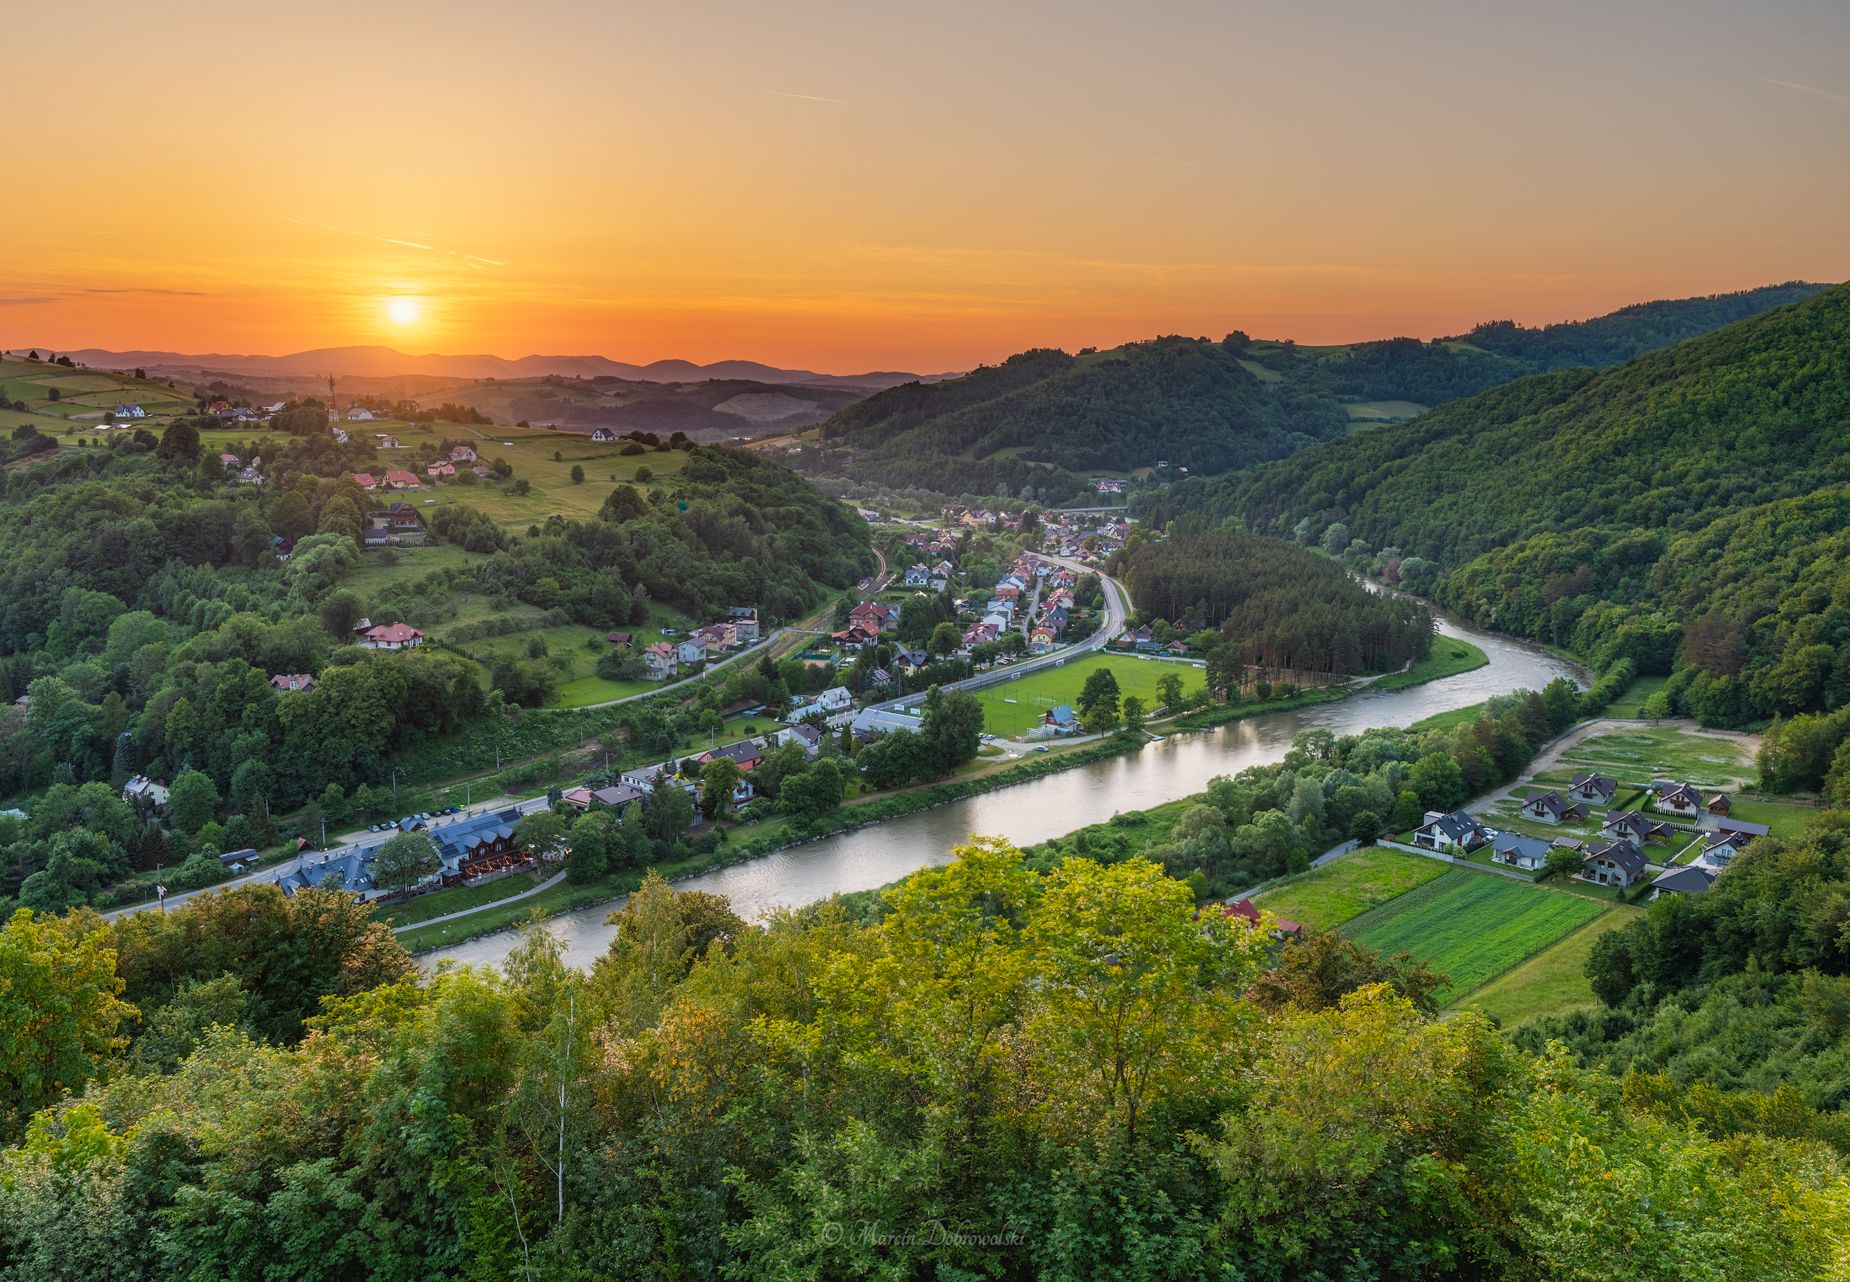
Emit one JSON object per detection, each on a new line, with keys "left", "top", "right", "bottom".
{"left": 1224, "top": 898, "right": 1301, "bottom": 935}
{"left": 366, "top": 623, "right": 423, "bottom": 644}
{"left": 383, "top": 470, "right": 421, "bottom": 488}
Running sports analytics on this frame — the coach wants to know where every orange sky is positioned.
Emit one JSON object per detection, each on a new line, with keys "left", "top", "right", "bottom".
{"left": 6, "top": 0, "right": 1847, "bottom": 372}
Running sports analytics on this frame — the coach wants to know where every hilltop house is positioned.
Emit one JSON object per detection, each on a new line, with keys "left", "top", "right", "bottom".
{"left": 591, "top": 427, "right": 618, "bottom": 442}
{"left": 1412, "top": 810, "right": 1490, "bottom": 853}
{"left": 449, "top": 445, "right": 477, "bottom": 462}
{"left": 112, "top": 403, "right": 146, "bottom": 419}
{"left": 361, "top": 622, "right": 424, "bottom": 651}
{"left": 346, "top": 407, "right": 374, "bottom": 422}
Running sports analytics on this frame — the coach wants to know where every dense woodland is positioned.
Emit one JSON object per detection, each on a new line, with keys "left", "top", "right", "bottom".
{"left": 1119, "top": 524, "right": 1434, "bottom": 676}
{"left": 811, "top": 283, "right": 1822, "bottom": 502}
{"left": 1145, "top": 283, "right": 1850, "bottom": 728}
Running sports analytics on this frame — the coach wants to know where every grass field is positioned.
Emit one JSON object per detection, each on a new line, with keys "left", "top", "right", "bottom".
{"left": 1549, "top": 725, "right": 1753, "bottom": 789}
{"left": 1250, "top": 846, "right": 1453, "bottom": 929}
{"left": 1605, "top": 675, "right": 1670, "bottom": 718}
{"left": 1341, "top": 869, "right": 1610, "bottom": 1004}
{"left": 971, "top": 653, "right": 1206, "bottom": 736}
{"left": 1725, "top": 796, "right": 1823, "bottom": 840}
{"left": 1455, "top": 906, "right": 1642, "bottom": 1025}
{"left": 1367, "top": 638, "right": 1487, "bottom": 693}
{"left": 1342, "top": 399, "right": 1428, "bottom": 421}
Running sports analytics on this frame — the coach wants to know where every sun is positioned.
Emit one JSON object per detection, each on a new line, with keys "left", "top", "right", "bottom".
{"left": 385, "top": 296, "right": 423, "bottom": 327}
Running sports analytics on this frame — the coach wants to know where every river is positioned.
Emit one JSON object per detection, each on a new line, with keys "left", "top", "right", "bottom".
{"left": 430, "top": 613, "right": 1583, "bottom": 970}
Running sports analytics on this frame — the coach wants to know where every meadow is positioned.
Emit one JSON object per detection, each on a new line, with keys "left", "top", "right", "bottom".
{"left": 1249, "top": 846, "right": 1452, "bottom": 929}
{"left": 971, "top": 652, "right": 1206, "bottom": 736}
{"left": 1455, "top": 907, "right": 1643, "bottom": 1025}
{"left": 1340, "top": 868, "right": 1610, "bottom": 1004}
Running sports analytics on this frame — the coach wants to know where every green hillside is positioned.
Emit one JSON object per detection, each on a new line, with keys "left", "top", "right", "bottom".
{"left": 1146, "top": 282, "right": 1850, "bottom": 726}
{"left": 814, "top": 283, "right": 1825, "bottom": 503}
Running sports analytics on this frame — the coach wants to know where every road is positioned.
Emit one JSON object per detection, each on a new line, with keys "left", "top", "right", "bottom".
{"left": 103, "top": 793, "right": 552, "bottom": 923}
{"left": 863, "top": 552, "right": 1130, "bottom": 714}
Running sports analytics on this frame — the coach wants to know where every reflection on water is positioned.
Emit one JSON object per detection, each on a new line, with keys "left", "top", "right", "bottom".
{"left": 431, "top": 614, "right": 1582, "bottom": 970}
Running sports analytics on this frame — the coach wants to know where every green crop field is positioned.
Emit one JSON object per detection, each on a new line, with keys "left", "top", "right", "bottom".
{"left": 1250, "top": 846, "right": 1453, "bottom": 929}
{"left": 1341, "top": 869, "right": 1610, "bottom": 1004}
{"left": 1455, "top": 907, "right": 1642, "bottom": 1025}
{"left": 971, "top": 652, "right": 1206, "bottom": 736}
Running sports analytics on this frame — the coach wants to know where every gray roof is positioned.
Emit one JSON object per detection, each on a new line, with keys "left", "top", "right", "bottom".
{"left": 1421, "top": 810, "right": 1488, "bottom": 844}
{"left": 1493, "top": 833, "right": 1553, "bottom": 862}
{"left": 1589, "top": 838, "right": 1646, "bottom": 876}
{"left": 1651, "top": 864, "right": 1717, "bottom": 895}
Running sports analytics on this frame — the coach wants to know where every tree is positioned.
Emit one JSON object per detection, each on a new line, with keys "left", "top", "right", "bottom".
{"left": 919, "top": 686, "right": 984, "bottom": 772}
{"left": 158, "top": 418, "right": 200, "bottom": 463}
{"left": 1349, "top": 809, "right": 1381, "bottom": 843}
{"left": 373, "top": 830, "right": 440, "bottom": 892}
{"left": 1121, "top": 694, "right": 1145, "bottom": 733}
{"left": 1545, "top": 844, "right": 1587, "bottom": 882}
{"left": 513, "top": 811, "right": 568, "bottom": 861}
{"left": 570, "top": 464, "right": 585, "bottom": 484}
{"left": 777, "top": 760, "right": 844, "bottom": 826}
{"left": 644, "top": 775, "right": 694, "bottom": 843}
{"left": 699, "top": 757, "right": 742, "bottom": 821}
{"left": 165, "top": 769, "right": 220, "bottom": 835}
{"left": 928, "top": 621, "right": 962, "bottom": 657}
{"left": 1156, "top": 671, "right": 1185, "bottom": 713}
{"left": 1248, "top": 929, "right": 1446, "bottom": 1015}
{"left": 566, "top": 812, "right": 613, "bottom": 883}
{"left": 0, "top": 908, "right": 134, "bottom": 1138}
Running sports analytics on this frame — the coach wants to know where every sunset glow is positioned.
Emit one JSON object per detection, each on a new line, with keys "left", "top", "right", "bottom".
{"left": 5, "top": 1, "right": 1847, "bottom": 370}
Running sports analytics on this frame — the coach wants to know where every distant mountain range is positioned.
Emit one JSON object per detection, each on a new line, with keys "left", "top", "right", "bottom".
{"left": 56, "top": 345, "right": 944, "bottom": 392}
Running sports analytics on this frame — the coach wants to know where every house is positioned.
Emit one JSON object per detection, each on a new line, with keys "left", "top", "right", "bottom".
{"left": 814, "top": 686, "right": 853, "bottom": 714}
{"left": 122, "top": 775, "right": 170, "bottom": 812}
{"left": 1604, "top": 810, "right": 1676, "bottom": 844}
{"left": 1568, "top": 774, "right": 1620, "bottom": 807}
{"left": 778, "top": 723, "right": 825, "bottom": 756}
{"left": 331, "top": 427, "right": 350, "bottom": 444}
{"left": 963, "top": 622, "right": 999, "bottom": 649}
{"left": 891, "top": 645, "right": 928, "bottom": 672}
{"left": 675, "top": 636, "right": 709, "bottom": 666}
{"left": 696, "top": 623, "right": 735, "bottom": 650}
{"left": 1491, "top": 832, "right": 1554, "bottom": 871}
{"left": 346, "top": 407, "right": 374, "bottom": 422}
{"left": 362, "top": 622, "right": 424, "bottom": 650}
{"left": 270, "top": 673, "right": 314, "bottom": 693}
{"left": 642, "top": 643, "right": 678, "bottom": 680}
{"left": 218, "top": 847, "right": 259, "bottom": 871}
{"left": 375, "top": 433, "right": 400, "bottom": 448}
{"left": 727, "top": 607, "right": 760, "bottom": 643}
{"left": 561, "top": 784, "right": 645, "bottom": 812}
{"left": 383, "top": 502, "right": 423, "bottom": 532}
{"left": 605, "top": 631, "right": 633, "bottom": 647}
{"left": 591, "top": 427, "right": 619, "bottom": 442}
{"left": 381, "top": 469, "right": 422, "bottom": 490}
{"left": 449, "top": 445, "right": 477, "bottom": 462}
{"left": 1704, "top": 818, "right": 1770, "bottom": 858}
{"left": 1582, "top": 837, "right": 1646, "bottom": 887}
{"left": 832, "top": 627, "right": 874, "bottom": 651}
{"left": 1412, "top": 810, "right": 1489, "bottom": 853}
{"left": 1222, "top": 898, "right": 1302, "bottom": 938}
{"left": 1654, "top": 781, "right": 1705, "bottom": 818}
{"left": 1042, "top": 704, "right": 1079, "bottom": 734}
{"left": 426, "top": 461, "right": 456, "bottom": 480}
{"left": 1165, "top": 640, "right": 1189, "bottom": 655}
{"left": 1094, "top": 478, "right": 1125, "bottom": 494}
{"left": 429, "top": 806, "right": 527, "bottom": 879}
{"left": 698, "top": 739, "right": 765, "bottom": 773}
{"left": 1705, "top": 793, "right": 1733, "bottom": 820}
{"left": 903, "top": 564, "right": 932, "bottom": 588}
{"left": 848, "top": 601, "right": 900, "bottom": 635}
{"left": 218, "top": 452, "right": 241, "bottom": 467}
{"left": 112, "top": 403, "right": 146, "bottom": 419}
{"left": 1029, "top": 626, "right": 1057, "bottom": 652}
{"left": 235, "top": 465, "right": 264, "bottom": 486}
{"left": 352, "top": 472, "right": 379, "bottom": 491}
{"left": 1650, "top": 864, "right": 1718, "bottom": 898}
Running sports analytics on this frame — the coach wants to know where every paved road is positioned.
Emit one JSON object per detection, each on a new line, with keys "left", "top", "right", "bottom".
{"left": 393, "top": 869, "right": 569, "bottom": 934}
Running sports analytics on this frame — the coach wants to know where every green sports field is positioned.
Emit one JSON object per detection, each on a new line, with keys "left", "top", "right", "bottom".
{"left": 971, "top": 652, "right": 1205, "bottom": 736}
{"left": 1341, "top": 869, "right": 1609, "bottom": 1005}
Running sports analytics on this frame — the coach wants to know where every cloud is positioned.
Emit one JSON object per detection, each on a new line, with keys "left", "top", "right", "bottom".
{"left": 86, "top": 287, "right": 208, "bottom": 296}
{"left": 1757, "top": 77, "right": 1850, "bottom": 112}
{"left": 761, "top": 89, "right": 847, "bottom": 105}
{"left": 0, "top": 296, "right": 52, "bottom": 306}
{"left": 283, "top": 217, "right": 505, "bottom": 267}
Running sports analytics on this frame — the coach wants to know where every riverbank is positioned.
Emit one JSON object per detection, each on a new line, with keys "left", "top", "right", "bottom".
{"left": 397, "top": 667, "right": 1450, "bottom": 954}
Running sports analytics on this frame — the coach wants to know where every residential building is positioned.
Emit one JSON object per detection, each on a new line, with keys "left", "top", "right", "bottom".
{"left": 1567, "top": 774, "right": 1620, "bottom": 807}
{"left": 698, "top": 739, "right": 765, "bottom": 773}
{"left": 1042, "top": 704, "right": 1079, "bottom": 734}
{"left": 375, "top": 432, "right": 400, "bottom": 447}
{"left": 591, "top": 427, "right": 618, "bottom": 442}
{"left": 361, "top": 622, "right": 425, "bottom": 650}
{"left": 1604, "top": 810, "right": 1676, "bottom": 844}
{"left": 1654, "top": 781, "right": 1705, "bottom": 818}
{"left": 1222, "top": 898, "right": 1302, "bottom": 938}
{"left": 727, "top": 607, "right": 760, "bottom": 642}
{"left": 449, "top": 445, "right": 478, "bottom": 462}
{"left": 1650, "top": 864, "right": 1718, "bottom": 897}
{"left": 1491, "top": 832, "right": 1554, "bottom": 871}
{"left": 561, "top": 784, "right": 645, "bottom": 812}
{"left": 642, "top": 643, "right": 678, "bottom": 680}
{"left": 269, "top": 673, "right": 314, "bottom": 693}
{"left": 675, "top": 636, "right": 709, "bottom": 666}
{"left": 123, "top": 775, "right": 170, "bottom": 812}
{"left": 1583, "top": 838, "right": 1646, "bottom": 887}
{"left": 381, "top": 469, "right": 421, "bottom": 490}
{"left": 848, "top": 601, "right": 901, "bottom": 635}
{"left": 778, "top": 723, "right": 824, "bottom": 756}
{"left": 814, "top": 686, "right": 853, "bottom": 714}
{"left": 346, "top": 407, "right": 374, "bottom": 422}
{"left": 1412, "top": 810, "right": 1490, "bottom": 853}
{"left": 112, "top": 403, "right": 147, "bottom": 418}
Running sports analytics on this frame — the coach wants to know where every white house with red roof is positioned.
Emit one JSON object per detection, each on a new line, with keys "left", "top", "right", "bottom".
{"left": 361, "top": 622, "right": 424, "bottom": 650}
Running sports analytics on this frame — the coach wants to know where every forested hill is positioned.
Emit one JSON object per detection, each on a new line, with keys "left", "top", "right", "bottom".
{"left": 1143, "top": 282, "right": 1850, "bottom": 726}
{"left": 818, "top": 338, "right": 1345, "bottom": 502}
{"left": 813, "top": 282, "right": 1824, "bottom": 503}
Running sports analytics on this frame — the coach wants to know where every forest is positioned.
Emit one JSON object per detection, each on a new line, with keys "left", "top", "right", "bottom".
{"left": 1142, "top": 283, "right": 1850, "bottom": 728}
{"left": 1119, "top": 524, "right": 1434, "bottom": 676}
{"left": 3, "top": 822, "right": 1845, "bottom": 1281}
{"left": 808, "top": 283, "right": 1822, "bottom": 503}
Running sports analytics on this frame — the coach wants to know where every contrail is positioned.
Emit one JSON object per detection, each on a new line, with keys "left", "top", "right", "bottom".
{"left": 1757, "top": 77, "right": 1850, "bottom": 112}
{"left": 761, "top": 89, "right": 848, "bottom": 105}
{"left": 283, "top": 217, "right": 505, "bottom": 267}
